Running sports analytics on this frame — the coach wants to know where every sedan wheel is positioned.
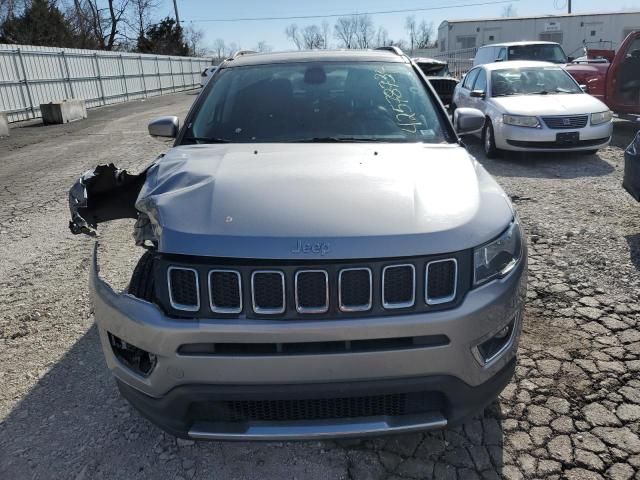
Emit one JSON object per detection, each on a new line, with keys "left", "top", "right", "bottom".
{"left": 483, "top": 120, "right": 500, "bottom": 159}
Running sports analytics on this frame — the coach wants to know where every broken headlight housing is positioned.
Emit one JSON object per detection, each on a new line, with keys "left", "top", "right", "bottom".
{"left": 473, "top": 219, "right": 522, "bottom": 286}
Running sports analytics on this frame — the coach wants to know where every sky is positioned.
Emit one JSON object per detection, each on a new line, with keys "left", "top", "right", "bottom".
{"left": 158, "top": 0, "right": 638, "bottom": 52}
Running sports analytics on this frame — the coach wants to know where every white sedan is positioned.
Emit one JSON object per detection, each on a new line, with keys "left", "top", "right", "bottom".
{"left": 452, "top": 60, "right": 613, "bottom": 157}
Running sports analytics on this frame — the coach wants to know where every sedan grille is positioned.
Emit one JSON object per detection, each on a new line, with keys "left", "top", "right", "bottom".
{"left": 160, "top": 254, "right": 465, "bottom": 319}
{"left": 542, "top": 115, "right": 589, "bottom": 129}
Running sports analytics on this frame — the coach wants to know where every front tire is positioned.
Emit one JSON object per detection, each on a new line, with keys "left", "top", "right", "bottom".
{"left": 483, "top": 120, "right": 500, "bottom": 158}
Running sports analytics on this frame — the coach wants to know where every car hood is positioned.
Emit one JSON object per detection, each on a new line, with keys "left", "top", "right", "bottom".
{"left": 491, "top": 93, "right": 608, "bottom": 115}
{"left": 136, "top": 143, "right": 513, "bottom": 259}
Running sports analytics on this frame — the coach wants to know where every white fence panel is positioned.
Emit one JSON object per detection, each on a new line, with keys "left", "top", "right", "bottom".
{"left": 433, "top": 47, "right": 478, "bottom": 78}
{"left": 0, "top": 44, "right": 211, "bottom": 122}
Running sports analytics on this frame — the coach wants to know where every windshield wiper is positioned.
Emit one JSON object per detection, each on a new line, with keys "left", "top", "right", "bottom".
{"left": 182, "top": 136, "right": 231, "bottom": 144}
{"left": 293, "top": 136, "right": 384, "bottom": 143}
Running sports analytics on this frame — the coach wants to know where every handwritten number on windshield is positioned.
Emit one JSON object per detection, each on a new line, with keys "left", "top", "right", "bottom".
{"left": 374, "top": 67, "right": 423, "bottom": 134}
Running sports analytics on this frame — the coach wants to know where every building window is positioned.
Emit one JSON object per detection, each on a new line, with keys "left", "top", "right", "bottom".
{"left": 489, "top": 35, "right": 495, "bottom": 41}
{"left": 456, "top": 35, "right": 476, "bottom": 49}
{"left": 539, "top": 32, "right": 563, "bottom": 44}
{"left": 591, "top": 30, "right": 596, "bottom": 36}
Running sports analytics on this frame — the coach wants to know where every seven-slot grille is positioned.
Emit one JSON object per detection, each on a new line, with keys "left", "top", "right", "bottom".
{"left": 165, "top": 257, "right": 461, "bottom": 317}
{"left": 541, "top": 115, "right": 588, "bottom": 129}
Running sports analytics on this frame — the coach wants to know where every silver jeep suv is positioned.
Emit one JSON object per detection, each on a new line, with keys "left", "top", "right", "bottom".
{"left": 69, "top": 48, "right": 526, "bottom": 440}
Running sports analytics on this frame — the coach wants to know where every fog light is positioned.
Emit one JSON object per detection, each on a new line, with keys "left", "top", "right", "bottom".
{"left": 108, "top": 332, "right": 157, "bottom": 376}
{"left": 474, "top": 317, "right": 517, "bottom": 366}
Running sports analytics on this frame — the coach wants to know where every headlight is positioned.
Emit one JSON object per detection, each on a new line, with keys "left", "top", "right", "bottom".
{"left": 474, "top": 219, "right": 522, "bottom": 286}
{"left": 591, "top": 110, "right": 612, "bottom": 125}
{"left": 503, "top": 114, "right": 540, "bottom": 128}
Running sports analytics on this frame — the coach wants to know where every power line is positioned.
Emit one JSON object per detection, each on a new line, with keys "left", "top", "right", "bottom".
{"left": 184, "top": 0, "right": 522, "bottom": 23}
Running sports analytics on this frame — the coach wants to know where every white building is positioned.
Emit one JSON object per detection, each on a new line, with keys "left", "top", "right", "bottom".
{"left": 438, "top": 11, "right": 640, "bottom": 57}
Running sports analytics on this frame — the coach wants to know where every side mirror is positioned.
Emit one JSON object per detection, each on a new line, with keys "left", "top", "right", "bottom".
{"left": 148, "top": 116, "right": 179, "bottom": 138}
{"left": 580, "top": 84, "right": 589, "bottom": 93}
{"left": 470, "top": 89, "right": 486, "bottom": 98}
{"left": 454, "top": 108, "right": 485, "bottom": 135}
{"left": 567, "top": 56, "right": 575, "bottom": 63}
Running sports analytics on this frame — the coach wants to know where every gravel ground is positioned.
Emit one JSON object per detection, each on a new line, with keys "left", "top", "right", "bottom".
{"left": 1, "top": 92, "right": 639, "bottom": 480}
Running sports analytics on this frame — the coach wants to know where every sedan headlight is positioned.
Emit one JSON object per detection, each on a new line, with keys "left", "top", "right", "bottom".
{"left": 503, "top": 114, "right": 540, "bottom": 128}
{"left": 591, "top": 110, "right": 612, "bottom": 125}
{"left": 474, "top": 219, "right": 522, "bottom": 286}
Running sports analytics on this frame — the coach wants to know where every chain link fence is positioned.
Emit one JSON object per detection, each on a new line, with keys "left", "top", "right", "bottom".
{"left": 0, "top": 44, "right": 212, "bottom": 123}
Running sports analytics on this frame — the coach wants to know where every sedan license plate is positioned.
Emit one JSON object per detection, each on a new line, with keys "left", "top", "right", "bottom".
{"left": 556, "top": 132, "right": 579, "bottom": 145}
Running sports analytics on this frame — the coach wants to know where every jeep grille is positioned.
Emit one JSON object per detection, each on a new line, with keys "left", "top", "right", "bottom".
{"left": 161, "top": 253, "right": 467, "bottom": 319}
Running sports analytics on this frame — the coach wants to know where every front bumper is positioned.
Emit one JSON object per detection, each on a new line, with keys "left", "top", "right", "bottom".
{"left": 90, "top": 245, "right": 526, "bottom": 439}
{"left": 494, "top": 120, "right": 613, "bottom": 152}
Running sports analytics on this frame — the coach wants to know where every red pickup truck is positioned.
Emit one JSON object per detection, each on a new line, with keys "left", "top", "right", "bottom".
{"left": 565, "top": 31, "right": 640, "bottom": 119}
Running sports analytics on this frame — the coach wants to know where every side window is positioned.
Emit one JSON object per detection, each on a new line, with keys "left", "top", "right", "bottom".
{"left": 463, "top": 68, "right": 480, "bottom": 89}
{"left": 497, "top": 48, "right": 507, "bottom": 61}
{"left": 473, "top": 69, "right": 487, "bottom": 92}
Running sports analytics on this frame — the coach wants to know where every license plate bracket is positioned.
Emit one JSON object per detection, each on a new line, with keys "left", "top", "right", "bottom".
{"left": 556, "top": 132, "right": 580, "bottom": 145}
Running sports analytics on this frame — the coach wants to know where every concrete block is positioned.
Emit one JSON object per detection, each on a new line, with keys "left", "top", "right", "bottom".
{"left": 40, "top": 99, "right": 87, "bottom": 125}
{"left": 0, "top": 112, "right": 8, "bottom": 137}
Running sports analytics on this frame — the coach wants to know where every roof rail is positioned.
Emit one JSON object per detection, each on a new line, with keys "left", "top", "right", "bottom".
{"left": 229, "top": 49, "right": 258, "bottom": 60}
{"left": 375, "top": 46, "right": 405, "bottom": 56}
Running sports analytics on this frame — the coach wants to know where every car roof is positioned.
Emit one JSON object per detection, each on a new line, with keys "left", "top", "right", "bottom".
{"left": 479, "top": 60, "right": 560, "bottom": 71}
{"left": 221, "top": 49, "right": 408, "bottom": 68}
{"left": 412, "top": 57, "right": 446, "bottom": 65}
{"left": 479, "top": 41, "right": 560, "bottom": 48}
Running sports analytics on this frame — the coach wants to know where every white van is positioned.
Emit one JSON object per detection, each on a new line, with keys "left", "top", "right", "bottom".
{"left": 473, "top": 41, "right": 568, "bottom": 66}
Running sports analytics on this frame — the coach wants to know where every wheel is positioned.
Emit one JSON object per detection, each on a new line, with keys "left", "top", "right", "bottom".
{"left": 128, "top": 251, "right": 156, "bottom": 301}
{"left": 482, "top": 120, "right": 500, "bottom": 158}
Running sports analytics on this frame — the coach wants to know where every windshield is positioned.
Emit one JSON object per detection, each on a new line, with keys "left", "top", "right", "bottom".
{"left": 491, "top": 66, "right": 582, "bottom": 96}
{"left": 508, "top": 44, "right": 568, "bottom": 63}
{"left": 185, "top": 62, "right": 447, "bottom": 144}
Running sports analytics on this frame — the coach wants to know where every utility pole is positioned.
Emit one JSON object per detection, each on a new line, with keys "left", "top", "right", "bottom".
{"left": 173, "top": 0, "right": 180, "bottom": 26}
{"left": 568, "top": 0, "right": 572, "bottom": 14}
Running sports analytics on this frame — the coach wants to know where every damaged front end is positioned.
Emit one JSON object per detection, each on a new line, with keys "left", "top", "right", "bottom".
{"left": 68, "top": 162, "right": 159, "bottom": 246}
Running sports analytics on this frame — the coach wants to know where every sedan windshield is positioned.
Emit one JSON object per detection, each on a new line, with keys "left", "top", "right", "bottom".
{"left": 185, "top": 62, "right": 447, "bottom": 144}
{"left": 508, "top": 44, "right": 568, "bottom": 64}
{"left": 491, "top": 66, "right": 582, "bottom": 97}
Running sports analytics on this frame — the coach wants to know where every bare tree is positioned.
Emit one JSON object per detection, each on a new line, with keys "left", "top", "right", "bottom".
{"left": 71, "top": 0, "right": 129, "bottom": 50}
{"left": 405, "top": 15, "right": 417, "bottom": 52}
{"left": 255, "top": 40, "right": 272, "bottom": 52}
{"left": 285, "top": 23, "right": 302, "bottom": 50}
{"left": 416, "top": 20, "right": 434, "bottom": 49}
{"left": 129, "top": 0, "right": 157, "bottom": 39}
{"left": 334, "top": 16, "right": 357, "bottom": 49}
{"left": 184, "top": 23, "right": 206, "bottom": 56}
{"left": 321, "top": 20, "right": 329, "bottom": 49}
{"left": 405, "top": 16, "right": 434, "bottom": 52}
{"left": 353, "top": 14, "right": 373, "bottom": 49}
{"left": 375, "top": 26, "right": 389, "bottom": 47}
{"left": 301, "top": 24, "right": 325, "bottom": 49}
{"left": 213, "top": 37, "right": 226, "bottom": 60}
{"left": 0, "top": 0, "right": 26, "bottom": 24}
{"left": 501, "top": 3, "right": 517, "bottom": 17}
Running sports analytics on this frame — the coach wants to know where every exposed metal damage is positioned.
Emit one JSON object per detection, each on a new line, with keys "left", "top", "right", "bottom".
{"left": 68, "top": 162, "right": 159, "bottom": 246}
